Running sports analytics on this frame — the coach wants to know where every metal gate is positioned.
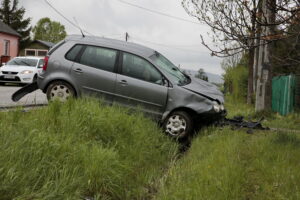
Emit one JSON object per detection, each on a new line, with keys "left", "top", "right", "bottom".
{"left": 272, "top": 75, "right": 297, "bottom": 115}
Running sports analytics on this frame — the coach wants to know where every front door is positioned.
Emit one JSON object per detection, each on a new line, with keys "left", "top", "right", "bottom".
{"left": 114, "top": 52, "right": 168, "bottom": 117}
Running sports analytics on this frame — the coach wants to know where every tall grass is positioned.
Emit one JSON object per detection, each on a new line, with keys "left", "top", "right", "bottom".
{"left": 156, "top": 128, "right": 300, "bottom": 200}
{"left": 0, "top": 98, "right": 178, "bottom": 199}
{"left": 224, "top": 96, "right": 300, "bottom": 130}
{"left": 155, "top": 98, "right": 300, "bottom": 200}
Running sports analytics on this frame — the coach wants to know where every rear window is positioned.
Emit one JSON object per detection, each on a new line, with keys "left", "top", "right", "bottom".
{"left": 65, "top": 44, "right": 83, "bottom": 61}
{"left": 48, "top": 40, "right": 65, "bottom": 55}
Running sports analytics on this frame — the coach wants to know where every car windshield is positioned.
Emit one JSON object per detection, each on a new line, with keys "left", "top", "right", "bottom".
{"left": 6, "top": 58, "right": 38, "bottom": 67}
{"left": 150, "top": 53, "right": 190, "bottom": 86}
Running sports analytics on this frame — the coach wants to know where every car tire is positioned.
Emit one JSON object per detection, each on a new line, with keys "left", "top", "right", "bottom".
{"left": 0, "top": 82, "right": 4, "bottom": 86}
{"left": 163, "top": 111, "right": 193, "bottom": 139}
{"left": 46, "top": 81, "right": 75, "bottom": 102}
{"left": 33, "top": 74, "right": 37, "bottom": 82}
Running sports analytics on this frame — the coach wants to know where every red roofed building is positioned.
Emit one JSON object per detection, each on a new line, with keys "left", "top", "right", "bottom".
{"left": 0, "top": 20, "right": 21, "bottom": 65}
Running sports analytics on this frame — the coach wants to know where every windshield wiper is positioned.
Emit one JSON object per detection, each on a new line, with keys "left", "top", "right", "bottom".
{"left": 178, "top": 76, "right": 191, "bottom": 86}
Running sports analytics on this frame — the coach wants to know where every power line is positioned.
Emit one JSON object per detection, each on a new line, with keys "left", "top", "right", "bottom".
{"left": 114, "top": 0, "right": 202, "bottom": 25}
{"left": 129, "top": 33, "right": 201, "bottom": 47}
{"left": 44, "top": 0, "right": 95, "bottom": 36}
{"left": 130, "top": 35, "right": 206, "bottom": 54}
{"left": 43, "top": 0, "right": 205, "bottom": 53}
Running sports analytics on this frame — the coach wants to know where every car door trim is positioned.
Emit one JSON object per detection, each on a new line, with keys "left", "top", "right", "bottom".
{"left": 83, "top": 85, "right": 163, "bottom": 107}
{"left": 113, "top": 93, "right": 164, "bottom": 107}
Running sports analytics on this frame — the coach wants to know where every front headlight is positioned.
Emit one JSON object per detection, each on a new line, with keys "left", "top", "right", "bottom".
{"left": 220, "top": 105, "right": 225, "bottom": 111}
{"left": 20, "top": 70, "right": 33, "bottom": 74}
{"left": 212, "top": 101, "right": 221, "bottom": 112}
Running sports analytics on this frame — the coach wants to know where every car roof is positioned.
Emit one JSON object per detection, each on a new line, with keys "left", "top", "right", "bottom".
{"left": 65, "top": 35, "right": 156, "bottom": 58}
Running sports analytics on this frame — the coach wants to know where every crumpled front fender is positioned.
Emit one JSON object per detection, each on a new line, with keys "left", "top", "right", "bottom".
{"left": 162, "top": 86, "right": 215, "bottom": 121}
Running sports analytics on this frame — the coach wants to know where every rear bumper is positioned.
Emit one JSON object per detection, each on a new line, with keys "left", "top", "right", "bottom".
{"left": 37, "top": 74, "right": 46, "bottom": 92}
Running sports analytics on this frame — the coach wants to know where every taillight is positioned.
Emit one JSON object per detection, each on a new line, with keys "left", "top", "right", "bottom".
{"left": 43, "top": 56, "right": 49, "bottom": 71}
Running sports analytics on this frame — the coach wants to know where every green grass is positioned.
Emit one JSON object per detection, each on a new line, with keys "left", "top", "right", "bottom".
{"left": 225, "top": 95, "right": 300, "bottom": 130}
{"left": 0, "top": 99, "right": 178, "bottom": 200}
{"left": 155, "top": 99, "right": 300, "bottom": 200}
{"left": 1, "top": 97, "right": 299, "bottom": 200}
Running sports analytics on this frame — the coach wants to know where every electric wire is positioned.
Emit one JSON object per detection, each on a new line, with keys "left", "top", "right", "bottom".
{"left": 43, "top": 0, "right": 207, "bottom": 53}
{"left": 129, "top": 35, "right": 206, "bottom": 53}
{"left": 44, "top": 0, "right": 95, "bottom": 36}
{"left": 114, "top": 0, "right": 202, "bottom": 25}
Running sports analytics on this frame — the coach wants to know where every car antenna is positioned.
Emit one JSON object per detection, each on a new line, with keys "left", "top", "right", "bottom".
{"left": 73, "top": 17, "right": 85, "bottom": 38}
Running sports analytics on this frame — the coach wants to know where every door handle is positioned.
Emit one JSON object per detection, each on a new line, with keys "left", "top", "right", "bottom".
{"left": 119, "top": 80, "right": 128, "bottom": 86}
{"left": 73, "top": 68, "right": 83, "bottom": 73}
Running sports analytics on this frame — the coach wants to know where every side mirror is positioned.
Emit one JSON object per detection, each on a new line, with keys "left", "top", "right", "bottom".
{"left": 38, "top": 64, "right": 43, "bottom": 68}
{"left": 163, "top": 77, "right": 172, "bottom": 87}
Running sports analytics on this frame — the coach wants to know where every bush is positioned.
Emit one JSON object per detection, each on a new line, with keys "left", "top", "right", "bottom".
{"left": 222, "top": 54, "right": 249, "bottom": 103}
{"left": 0, "top": 99, "right": 178, "bottom": 199}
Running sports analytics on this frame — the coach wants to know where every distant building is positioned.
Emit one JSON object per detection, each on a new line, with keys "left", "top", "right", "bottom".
{"left": 0, "top": 20, "right": 21, "bottom": 64}
{"left": 20, "top": 40, "right": 55, "bottom": 57}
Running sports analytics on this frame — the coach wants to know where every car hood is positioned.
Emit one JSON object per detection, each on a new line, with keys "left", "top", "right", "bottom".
{"left": 181, "top": 77, "right": 224, "bottom": 104}
{"left": 0, "top": 65, "right": 37, "bottom": 73}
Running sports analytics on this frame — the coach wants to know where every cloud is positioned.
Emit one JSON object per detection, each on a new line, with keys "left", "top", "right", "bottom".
{"left": 20, "top": 0, "right": 224, "bottom": 75}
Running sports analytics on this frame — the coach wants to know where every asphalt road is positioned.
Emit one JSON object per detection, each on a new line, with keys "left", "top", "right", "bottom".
{"left": 0, "top": 84, "right": 48, "bottom": 107}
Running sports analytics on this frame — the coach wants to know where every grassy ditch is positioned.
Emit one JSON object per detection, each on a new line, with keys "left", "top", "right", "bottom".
{"left": 0, "top": 99, "right": 178, "bottom": 200}
{"left": 155, "top": 100, "right": 300, "bottom": 200}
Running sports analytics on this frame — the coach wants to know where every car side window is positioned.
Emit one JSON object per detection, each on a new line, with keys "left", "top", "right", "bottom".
{"left": 79, "top": 46, "right": 117, "bottom": 72}
{"left": 122, "top": 52, "right": 163, "bottom": 85}
{"left": 65, "top": 44, "right": 83, "bottom": 61}
{"left": 37, "top": 59, "right": 44, "bottom": 68}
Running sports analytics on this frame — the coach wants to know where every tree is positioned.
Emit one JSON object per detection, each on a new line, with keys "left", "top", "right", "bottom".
{"left": 272, "top": 13, "right": 300, "bottom": 75}
{"left": 182, "top": 0, "right": 300, "bottom": 110}
{"left": 195, "top": 68, "right": 208, "bottom": 81}
{"left": 222, "top": 53, "right": 248, "bottom": 102}
{"left": 0, "top": 0, "right": 31, "bottom": 49}
{"left": 32, "top": 17, "right": 67, "bottom": 43}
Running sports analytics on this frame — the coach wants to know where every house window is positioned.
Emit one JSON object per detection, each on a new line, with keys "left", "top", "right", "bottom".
{"left": 25, "top": 49, "right": 48, "bottom": 57}
{"left": 4, "top": 40, "right": 10, "bottom": 56}
{"left": 37, "top": 50, "right": 47, "bottom": 57}
{"left": 25, "top": 49, "right": 36, "bottom": 56}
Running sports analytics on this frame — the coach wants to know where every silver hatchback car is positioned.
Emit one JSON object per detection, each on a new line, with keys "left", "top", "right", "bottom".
{"left": 37, "top": 35, "right": 225, "bottom": 138}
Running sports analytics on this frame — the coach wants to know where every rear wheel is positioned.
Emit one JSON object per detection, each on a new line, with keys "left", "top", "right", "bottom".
{"left": 163, "top": 111, "right": 193, "bottom": 139}
{"left": 46, "top": 81, "right": 75, "bottom": 102}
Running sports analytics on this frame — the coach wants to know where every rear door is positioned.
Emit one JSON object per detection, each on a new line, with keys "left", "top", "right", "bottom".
{"left": 114, "top": 52, "right": 168, "bottom": 117}
{"left": 69, "top": 44, "right": 119, "bottom": 103}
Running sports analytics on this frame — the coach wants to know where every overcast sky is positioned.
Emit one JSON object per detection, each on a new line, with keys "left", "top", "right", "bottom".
{"left": 20, "top": 0, "right": 223, "bottom": 75}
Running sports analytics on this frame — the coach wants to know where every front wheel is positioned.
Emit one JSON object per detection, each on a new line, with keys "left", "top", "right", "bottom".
{"left": 46, "top": 81, "right": 75, "bottom": 102}
{"left": 163, "top": 111, "right": 193, "bottom": 139}
{"left": 32, "top": 74, "right": 37, "bottom": 82}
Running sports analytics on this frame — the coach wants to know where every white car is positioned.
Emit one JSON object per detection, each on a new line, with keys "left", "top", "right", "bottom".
{"left": 0, "top": 57, "right": 44, "bottom": 85}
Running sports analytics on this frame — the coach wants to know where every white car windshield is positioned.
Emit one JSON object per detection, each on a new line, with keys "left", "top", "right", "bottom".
{"left": 150, "top": 52, "right": 190, "bottom": 86}
{"left": 7, "top": 58, "right": 38, "bottom": 67}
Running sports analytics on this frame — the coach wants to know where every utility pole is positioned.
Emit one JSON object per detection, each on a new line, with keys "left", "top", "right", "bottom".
{"left": 255, "top": 0, "right": 276, "bottom": 111}
{"left": 125, "top": 32, "right": 129, "bottom": 42}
